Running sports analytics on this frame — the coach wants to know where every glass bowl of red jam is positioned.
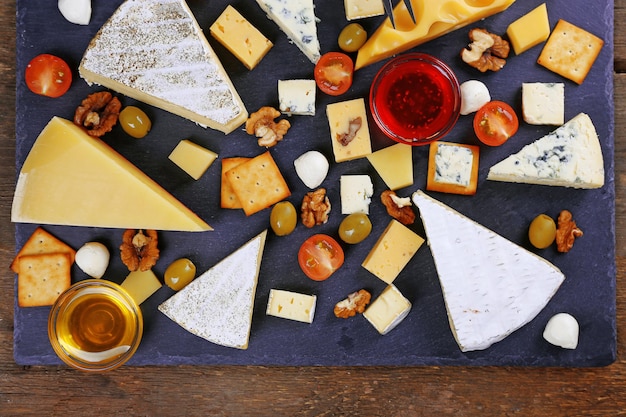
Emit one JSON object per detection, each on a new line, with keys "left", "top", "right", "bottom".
{"left": 369, "top": 53, "right": 461, "bottom": 145}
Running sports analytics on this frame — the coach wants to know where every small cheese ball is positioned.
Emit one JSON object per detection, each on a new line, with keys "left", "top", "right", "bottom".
{"left": 460, "top": 80, "right": 490, "bottom": 115}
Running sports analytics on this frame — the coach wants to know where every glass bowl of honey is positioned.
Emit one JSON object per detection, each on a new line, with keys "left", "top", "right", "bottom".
{"left": 48, "top": 279, "right": 143, "bottom": 372}
{"left": 369, "top": 53, "right": 461, "bottom": 145}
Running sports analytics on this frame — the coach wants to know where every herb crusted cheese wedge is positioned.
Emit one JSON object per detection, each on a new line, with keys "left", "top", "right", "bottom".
{"left": 487, "top": 113, "right": 604, "bottom": 188}
{"left": 79, "top": 0, "right": 247, "bottom": 134}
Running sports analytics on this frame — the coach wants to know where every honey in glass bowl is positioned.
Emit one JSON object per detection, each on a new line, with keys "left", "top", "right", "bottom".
{"left": 48, "top": 279, "right": 143, "bottom": 372}
{"left": 369, "top": 53, "right": 461, "bottom": 145}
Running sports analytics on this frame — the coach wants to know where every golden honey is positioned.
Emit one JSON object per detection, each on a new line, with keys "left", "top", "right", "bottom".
{"left": 49, "top": 279, "right": 143, "bottom": 372}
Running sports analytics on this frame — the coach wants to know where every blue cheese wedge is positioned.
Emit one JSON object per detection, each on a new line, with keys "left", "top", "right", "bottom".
{"left": 521, "top": 82, "right": 565, "bottom": 125}
{"left": 255, "top": 0, "right": 321, "bottom": 64}
{"left": 487, "top": 113, "right": 604, "bottom": 189}
{"left": 158, "top": 230, "right": 267, "bottom": 349}
{"left": 278, "top": 79, "right": 316, "bottom": 116}
{"left": 412, "top": 190, "right": 565, "bottom": 352}
{"left": 266, "top": 289, "right": 316, "bottom": 323}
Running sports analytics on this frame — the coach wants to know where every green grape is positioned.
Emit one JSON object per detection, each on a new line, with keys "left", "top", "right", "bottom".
{"left": 528, "top": 214, "right": 556, "bottom": 249}
{"left": 338, "top": 213, "right": 372, "bottom": 244}
{"left": 270, "top": 201, "right": 297, "bottom": 236}
{"left": 119, "top": 106, "right": 151, "bottom": 138}
{"left": 164, "top": 258, "right": 196, "bottom": 291}
{"left": 338, "top": 23, "right": 367, "bottom": 53}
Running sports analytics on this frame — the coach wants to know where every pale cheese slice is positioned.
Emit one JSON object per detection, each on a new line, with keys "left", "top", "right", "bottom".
{"left": 487, "top": 113, "right": 604, "bottom": 189}
{"left": 79, "top": 0, "right": 247, "bottom": 134}
{"left": 412, "top": 190, "right": 565, "bottom": 352}
{"left": 158, "top": 230, "right": 267, "bottom": 349}
{"left": 11, "top": 117, "right": 211, "bottom": 231}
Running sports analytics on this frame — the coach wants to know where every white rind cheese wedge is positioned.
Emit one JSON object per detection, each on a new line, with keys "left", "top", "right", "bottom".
{"left": 79, "top": 0, "right": 247, "bottom": 134}
{"left": 158, "top": 230, "right": 268, "bottom": 349}
{"left": 487, "top": 113, "right": 604, "bottom": 188}
{"left": 255, "top": 0, "right": 321, "bottom": 64}
{"left": 412, "top": 190, "right": 565, "bottom": 352}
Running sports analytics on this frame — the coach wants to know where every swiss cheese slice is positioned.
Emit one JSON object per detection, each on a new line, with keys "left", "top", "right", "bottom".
{"left": 412, "top": 190, "right": 565, "bottom": 352}
{"left": 11, "top": 117, "right": 211, "bottom": 231}
{"left": 487, "top": 113, "right": 604, "bottom": 189}
{"left": 79, "top": 0, "right": 247, "bottom": 134}
{"left": 355, "top": 0, "right": 515, "bottom": 69}
{"left": 158, "top": 230, "right": 267, "bottom": 349}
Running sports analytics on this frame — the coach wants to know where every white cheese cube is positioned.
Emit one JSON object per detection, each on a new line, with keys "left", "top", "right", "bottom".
{"left": 340, "top": 175, "right": 373, "bottom": 214}
{"left": 266, "top": 289, "right": 316, "bottom": 323}
{"left": 363, "top": 285, "right": 411, "bottom": 335}
{"left": 522, "top": 82, "right": 565, "bottom": 126}
{"left": 278, "top": 79, "right": 316, "bottom": 116}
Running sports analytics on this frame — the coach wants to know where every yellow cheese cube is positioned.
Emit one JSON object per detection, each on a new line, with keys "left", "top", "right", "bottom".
{"left": 168, "top": 139, "right": 218, "bottom": 180}
{"left": 506, "top": 3, "right": 550, "bottom": 55}
{"left": 210, "top": 5, "right": 273, "bottom": 70}
{"left": 344, "top": 0, "right": 384, "bottom": 20}
{"left": 366, "top": 143, "right": 414, "bottom": 190}
{"left": 121, "top": 269, "right": 162, "bottom": 305}
{"left": 327, "top": 98, "right": 372, "bottom": 162}
{"left": 362, "top": 219, "right": 424, "bottom": 284}
{"left": 363, "top": 285, "right": 411, "bottom": 335}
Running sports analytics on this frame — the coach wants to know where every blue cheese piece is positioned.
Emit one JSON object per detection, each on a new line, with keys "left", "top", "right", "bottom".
{"left": 522, "top": 82, "right": 565, "bottom": 125}
{"left": 363, "top": 285, "right": 411, "bottom": 335}
{"left": 434, "top": 143, "right": 473, "bottom": 186}
{"left": 158, "top": 230, "right": 267, "bottom": 350}
{"left": 340, "top": 174, "right": 373, "bottom": 214}
{"left": 412, "top": 190, "right": 565, "bottom": 352}
{"left": 278, "top": 79, "right": 316, "bottom": 116}
{"left": 266, "top": 289, "right": 316, "bottom": 323}
{"left": 255, "top": 0, "right": 321, "bottom": 64}
{"left": 487, "top": 113, "right": 604, "bottom": 189}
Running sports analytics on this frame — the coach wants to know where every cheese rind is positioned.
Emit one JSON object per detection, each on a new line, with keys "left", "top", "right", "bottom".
{"left": 158, "top": 230, "right": 267, "bottom": 349}
{"left": 427, "top": 142, "right": 479, "bottom": 195}
{"left": 506, "top": 3, "right": 550, "bottom": 55}
{"left": 210, "top": 5, "right": 273, "bottom": 70}
{"left": 363, "top": 285, "right": 411, "bottom": 335}
{"left": 255, "top": 0, "right": 321, "bottom": 64}
{"left": 168, "top": 140, "right": 218, "bottom": 180}
{"left": 11, "top": 117, "right": 211, "bottom": 231}
{"left": 79, "top": 0, "right": 247, "bottom": 134}
{"left": 366, "top": 143, "right": 413, "bottom": 190}
{"left": 412, "top": 190, "right": 565, "bottom": 352}
{"left": 266, "top": 289, "right": 316, "bottom": 323}
{"left": 487, "top": 113, "right": 604, "bottom": 189}
{"left": 355, "top": 0, "right": 516, "bottom": 69}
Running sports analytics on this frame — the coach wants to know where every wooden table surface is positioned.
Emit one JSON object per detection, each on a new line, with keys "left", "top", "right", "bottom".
{"left": 2, "top": 2, "right": 625, "bottom": 416}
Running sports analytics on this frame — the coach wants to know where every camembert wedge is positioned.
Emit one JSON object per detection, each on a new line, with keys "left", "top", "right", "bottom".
{"left": 487, "top": 113, "right": 604, "bottom": 188}
{"left": 79, "top": 0, "right": 247, "bottom": 134}
{"left": 158, "top": 230, "right": 268, "bottom": 349}
{"left": 11, "top": 117, "right": 211, "bottom": 231}
{"left": 412, "top": 190, "right": 565, "bottom": 352}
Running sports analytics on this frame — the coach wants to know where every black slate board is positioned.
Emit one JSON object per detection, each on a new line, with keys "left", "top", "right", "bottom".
{"left": 14, "top": 0, "right": 616, "bottom": 366}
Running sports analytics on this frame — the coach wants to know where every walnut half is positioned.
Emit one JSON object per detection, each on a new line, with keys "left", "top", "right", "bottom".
{"left": 119, "top": 229, "right": 160, "bottom": 272}
{"left": 301, "top": 188, "right": 331, "bottom": 228}
{"left": 74, "top": 91, "right": 121, "bottom": 137}
{"left": 245, "top": 106, "right": 291, "bottom": 147}
{"left": 555, "top": 210, "right": 583, "bottom": 253}
{"left": 461, "top": 28, "right": 510, "bottom": 72}
{"left": 381, "top": 190, "right": 415, "bottom": 225}
{"left": 334, "top": 290, "right": 371, "bottom": 319}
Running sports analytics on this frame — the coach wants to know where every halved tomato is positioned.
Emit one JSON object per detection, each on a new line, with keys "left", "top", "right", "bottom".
{"left": 314, "top": 52, "right": 354, "bottom": 96}
{"left": 473, "top": 101, "right": 519, "bottom": 146}
{"left": 25, "top": 54, "right": 73, "bottom": 98}
{"left": 298, "top": 234, "right": 345, "bottom": 281}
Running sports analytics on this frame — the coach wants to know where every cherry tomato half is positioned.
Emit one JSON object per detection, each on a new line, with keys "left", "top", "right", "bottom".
{"left": 298, "top": 234, "right": 345, "bottom": 281}
{"left": 25, "top": 54, "right": 72, "bottom": 98}
{"left": 314, "top": 52, "right": 354, "bottom": 96}
{"left": 473, "top": 101, "right": 519, "bottom": 146}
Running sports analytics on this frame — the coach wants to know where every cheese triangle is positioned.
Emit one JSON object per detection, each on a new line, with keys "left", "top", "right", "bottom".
{"left": 366, "top": 143, "right": 413, "bottom": 190}
{"left": 158, "top": 230, "right": 267, "bottom": 349}
{"left": 487, "top": 113, "right": 604, "bottom": 189}
{"left": 11, "top": 117, "right": 211, "bottom": 231}
{"left": 79, "top": 0, "right": 247, "bottom": 134}
{"left": 412, "top": 190, "right": 565, "bottom": 352}
{"left": 255, "top": 0, "right": 321, "bottom": 64}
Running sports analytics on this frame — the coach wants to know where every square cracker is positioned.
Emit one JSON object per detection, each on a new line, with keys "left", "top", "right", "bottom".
{"left": 221, "top": 157, "right": 250, "bottom": 209}
{"left": 17, "top": 252, "right": 72, "bottom": 307}
{"left": 11, "top": 227, "right": 76, "bottom": 273}
{"left": 225, "top": 151, "right": 291, "bottom": 216}
{"left": 537, "top": 19, "right": 604, "bottom": 84}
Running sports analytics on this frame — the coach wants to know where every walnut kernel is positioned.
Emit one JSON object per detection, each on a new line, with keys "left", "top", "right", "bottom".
{"left": 74, "top": 91, "right": 121, "bottom": 137}
{"left": 245, "top": 106, "right": 291, "bottom": 147}
{"left": 120, "top": 229, "right": 160, "bottom": 272}
{"left": 381, "top": 190, "right": 415, "bottom": 225}
{"left": 301, "top": 188, "right": 331, "bottom": 228}
{"left": 461, "top": 28, "right": 510, "bottom": 72}
{"left": 555, "top": 210, "right": 583, "bottom": 253}
{"left": 334, "top": 290, "right": 372, "bottom": 318}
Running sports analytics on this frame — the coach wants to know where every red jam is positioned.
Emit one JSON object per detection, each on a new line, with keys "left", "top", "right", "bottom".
{"left": 370, "top": 54, "right": 460, "bottom": 144}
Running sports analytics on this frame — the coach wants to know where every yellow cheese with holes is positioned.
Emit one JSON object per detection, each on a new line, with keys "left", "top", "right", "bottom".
{"left": 506, "top": 3, "right": 550, "bottom": 55}
{"left": 12, "top": 117, "right": 211, "bottom": 231}
{"left": 366, "top": 143, "right": 413, "bottom": 190}
{"left": 355, "top": 0, "right": 516, "bottom": 69}
{"left": 344, "top": 0, "right": 384, "bottom": 20}
{"left": 168, "top": 140, "right": 218, "bottom": 180}
{"left": 210, "top": 5, "right": 273, "bottom": 70}
{"left": 121, "top": 269, "right": 162, "bottom": 305}
{"left": 327, "top": 98, "right": 372, "bottom": 162}
{"left": 362, "top": 219, "right": 424, "bottom": 284}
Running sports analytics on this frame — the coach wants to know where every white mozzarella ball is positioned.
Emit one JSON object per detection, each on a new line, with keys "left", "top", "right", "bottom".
{"left": 58, "top": 0, "right": 92, "bottom": 25}
{"left": 543, "top": 313, "right": 579, "bottom": 349}
{"left": 460, "top": 80, "right": 491, "bottom": 115}
{"left": 294, "top": 151, "right": 329, "bottom": 189}
{"left": 75, "top": 242, "right": 110, "bottom": 279}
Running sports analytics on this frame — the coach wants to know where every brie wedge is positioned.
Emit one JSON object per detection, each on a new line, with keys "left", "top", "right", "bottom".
{"left": 255, "top": 0, "right": 321, "bottom": 64}
{"left": 487, "top": 113, "right": 604, "bottom": 188}
{"left": 79, "top": 0, "right": 247, "bottom": 134}
{"left": 412, "top": 190, "right": 565, "bottom": 352}
{"left": 158, "top": 230, "right": 267, "bottom": 349}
